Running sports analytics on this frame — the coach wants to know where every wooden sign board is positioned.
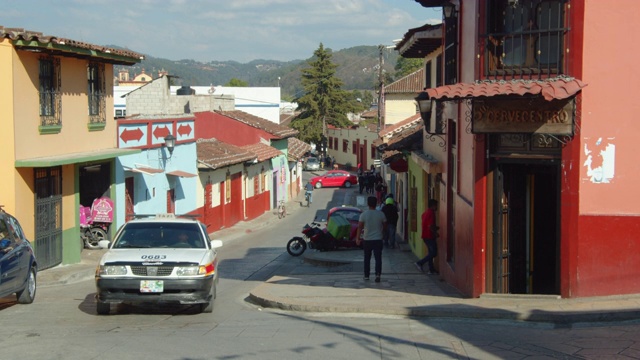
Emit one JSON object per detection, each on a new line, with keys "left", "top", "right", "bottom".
{"left": 472, "top": 97, "right": 575, "bottom": 135}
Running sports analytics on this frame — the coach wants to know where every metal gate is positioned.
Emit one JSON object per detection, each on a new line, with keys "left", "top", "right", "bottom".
{"left": 34, "top": 167, "right": 63, "bottom": 270}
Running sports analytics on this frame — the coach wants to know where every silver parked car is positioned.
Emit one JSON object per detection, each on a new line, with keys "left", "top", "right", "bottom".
{"left": 305, "top": 157, "right": 320, "bottom": 171}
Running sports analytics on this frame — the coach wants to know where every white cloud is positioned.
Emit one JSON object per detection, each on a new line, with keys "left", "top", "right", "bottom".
{"left": 1, "top": 0, "right": 441, "bottom": 62}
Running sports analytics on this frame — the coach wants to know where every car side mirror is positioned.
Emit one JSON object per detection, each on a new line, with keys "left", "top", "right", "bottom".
{"left": 210, "top": 239, "right": 223, "bottom": 249}
{"left": 98, "top": 240, "right": 111, "bottom": 249}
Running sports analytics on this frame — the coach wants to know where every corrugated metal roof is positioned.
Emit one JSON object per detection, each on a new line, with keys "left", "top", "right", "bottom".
{"left": 0, "top": 26, "right": 144, "bottom": 65}
{"left": 196, "top": 138, "right": 256, "bottom": 170}
{"left": 385, "top": 68, "right": 425, "bottom": 94}
{"left": 425, "top": 77, "right": 587, "bottom": 101}
{"left": 216, "top": 110, "right": 298, "bottom": 139}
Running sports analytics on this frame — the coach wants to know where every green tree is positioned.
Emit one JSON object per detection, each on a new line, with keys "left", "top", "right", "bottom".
{"left": 225, "top": 78, "right": 249, "bottom": 87}
{"left": 394, "top": 57, "right": 423, "bottom": 80}
{"left": 291, "top": 44, "right": 354, "bottom": 145}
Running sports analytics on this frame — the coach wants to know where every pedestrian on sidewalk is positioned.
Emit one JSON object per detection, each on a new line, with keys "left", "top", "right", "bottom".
{"left": 415, "top": 199, "right": 439, "bottom": 274}
{"left": 356, "top": 196, "right": 387, "bottom": 283}
{"left": 381, "top": 197, "right": 399, "bottom": 249}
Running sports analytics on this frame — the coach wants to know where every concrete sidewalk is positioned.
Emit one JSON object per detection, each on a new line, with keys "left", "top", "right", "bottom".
{"left": 248, "top": 246, "right": 640, "bottom": 324}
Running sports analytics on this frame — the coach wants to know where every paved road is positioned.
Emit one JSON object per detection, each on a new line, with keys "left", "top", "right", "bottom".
{"left": 2, "top": 175, "right": 640, "bottom": 359}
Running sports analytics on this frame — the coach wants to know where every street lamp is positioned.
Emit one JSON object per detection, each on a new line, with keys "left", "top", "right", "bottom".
{"left": 164, "top": 134, "right": 176, "bottom": 157}
{"left": 443, "top": 2, "right": 457, "bottom": 19}
{"left": 415, "top": 91, "right": 433, "bottom": 127}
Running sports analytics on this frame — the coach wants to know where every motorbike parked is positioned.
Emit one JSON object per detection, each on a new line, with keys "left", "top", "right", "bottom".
{"left": 80, "top": 197, "right": 114, "bottom": 250}
{"left": 286, "top": 221, "right": 361, "bottom": 257}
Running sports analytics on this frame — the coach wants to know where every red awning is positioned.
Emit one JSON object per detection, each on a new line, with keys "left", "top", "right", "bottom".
{"left": 426, "top": 77, "right": 587, "bottom": 102}
{"left": 166, "top": 170, "right": 197, "bottom": 178}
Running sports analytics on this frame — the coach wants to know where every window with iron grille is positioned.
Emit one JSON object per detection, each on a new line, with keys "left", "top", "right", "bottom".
{"left": 370, "top": 145, "right": 376, "bottom": 159}
{"left": 88, "top": 62, "right": 106, "bottom": 124}
{"left": 343, "top": 139, "right": 348, "bottom": 153}
{"left": 39, "top": 56, "right": 61, "bottom": 126}
{"left": 352, "top": 141, "right": 357, "bottom": 154}
{"left": 328, "top": 136, "right": 333, "bottom": 149}
{"left": 444, "top": 11, "right": 458, "bottom": 85}
{"left": 482, "top": 0, "right": 567, "bottom": 79}
{"left": 436, "top": 54, "right": 443, "bottom": 87}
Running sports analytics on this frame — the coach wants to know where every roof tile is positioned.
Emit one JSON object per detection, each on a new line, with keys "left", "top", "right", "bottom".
{"left": 425, "top": 77, "right": 587, "bottom": 101}
{"left": 216, "top": 110, "right": 298, "bottom": 139}
{"left": 0, "top": 26, "right": 144, "bottom": 63}
{"left": 385, "top": 68, "right": 425, "bottom": 94}
{"left": 197, "top": 138, "right": 256, "bottom": 169}
{"left": 239, "top": 143, "right": 283, "bottom": 162}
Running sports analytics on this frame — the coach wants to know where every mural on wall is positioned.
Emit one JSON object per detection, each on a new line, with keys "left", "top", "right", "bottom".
{"left": 583, "top": 137, "right": 615, "bottom": 184}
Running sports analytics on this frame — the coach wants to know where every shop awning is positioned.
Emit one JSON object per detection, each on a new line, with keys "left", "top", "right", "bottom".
{"left": 411, "top": 150, "right": 441, "bottom": 174}
{"left": 125, "top": 165, "right": 164, "bottom": 175}
{"left": 15, "top": 148, "right": 140, "bottom": 168}
{"left": 166, "top": 170, "right": 197, "bottom": 178}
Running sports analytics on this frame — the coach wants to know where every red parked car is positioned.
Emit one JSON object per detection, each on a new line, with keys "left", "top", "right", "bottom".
{"left": 310, "top": 170, "right": 358, "bottom": 189}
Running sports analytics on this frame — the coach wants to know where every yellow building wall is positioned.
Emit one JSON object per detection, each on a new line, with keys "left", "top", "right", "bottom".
{"left": 12, "top": 52, "right": 116, "bottom": 161}
{"left": 0, "top": 39, "right": 17, "bottom": 213}
{"left": 384, "top": 94, "right": 418, "bottom": 126}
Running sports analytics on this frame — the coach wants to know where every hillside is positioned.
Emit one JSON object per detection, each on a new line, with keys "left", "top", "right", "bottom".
{"left": 113, "top": 45, "right": 399, "bottom": 99}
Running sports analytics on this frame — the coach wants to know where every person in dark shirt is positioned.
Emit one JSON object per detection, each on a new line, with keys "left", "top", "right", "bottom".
{"left": 381, "top": 197, "right": 399, "bottom": 248}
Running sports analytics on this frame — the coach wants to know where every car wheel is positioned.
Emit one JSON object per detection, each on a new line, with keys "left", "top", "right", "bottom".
{"left": 315, "top": 182, "right": 322, "bottom": 189}
{"left": 344, "top": 181, "right": 352, "bottom": 188}
{"left": 96, "top": 300, "right": 110, "bottom": 315}
{"left": 16, "top": 267, "right": 37, "bottom": 304}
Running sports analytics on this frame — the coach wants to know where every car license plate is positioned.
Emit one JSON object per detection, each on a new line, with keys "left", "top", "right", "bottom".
{"left": 140, "top": 280, "right": 164, "bottom": 293}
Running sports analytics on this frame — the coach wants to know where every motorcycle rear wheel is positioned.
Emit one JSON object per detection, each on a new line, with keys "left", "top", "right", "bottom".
{"left": 84, "top": 227, "right": 107, "bottom": 249}
{"left": 286, "top": 237, "right": 307, "bottom": 256}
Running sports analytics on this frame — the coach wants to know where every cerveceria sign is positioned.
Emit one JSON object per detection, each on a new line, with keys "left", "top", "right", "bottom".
{"left": 472, "top": 97, "right": 575, "bottom": 135}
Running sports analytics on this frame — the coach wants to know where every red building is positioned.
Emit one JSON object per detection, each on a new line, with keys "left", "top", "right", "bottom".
{"left": 409, "top": 0, "right": 640, "bottom": 298}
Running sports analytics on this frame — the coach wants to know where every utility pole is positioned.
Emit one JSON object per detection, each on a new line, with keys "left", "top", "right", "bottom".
{"left": 377, "top": 45, "right": 384, "bottom": 135}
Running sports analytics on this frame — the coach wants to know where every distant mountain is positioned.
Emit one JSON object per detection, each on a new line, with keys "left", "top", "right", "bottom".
{"left": 113, "top": 45, "right": 398, "bottom": 99}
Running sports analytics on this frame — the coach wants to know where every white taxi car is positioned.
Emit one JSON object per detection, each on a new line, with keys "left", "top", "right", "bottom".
{"left": 95, "top": 214, "right": 222, "bottom": 315}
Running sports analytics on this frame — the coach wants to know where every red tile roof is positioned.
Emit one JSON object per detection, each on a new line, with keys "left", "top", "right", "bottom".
{"left": 216, "top": 110, "right": 298, "bottom": 139}
{"left": 0, "top": 26, "right": 144, "bottom": 65}
{"left": 385, "top": 68, "right": 425, "bottom": 94}
{"left": 287, "top": 137, "right": 312, "bottom": 161}
{"left": 239, "top": 143, "right": 283, "bottom": 162}
{"left": 197, "top": 138, "right": 257, "bottom": 170}
{"left": 425, "top": 77, "right": 587, "bottom": 101}
{"left": 380, "top": 113, "right": 422, "bottom": 137}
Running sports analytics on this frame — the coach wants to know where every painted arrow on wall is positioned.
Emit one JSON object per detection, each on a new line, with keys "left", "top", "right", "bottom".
{"left": 178, "top": 123, "right": 192, "bottom": 136}
{"left": 153, "top": 126, "right": 170, "bottom": 140}
{"left": 120, "top": 128, "right": 144, "bottom": 143}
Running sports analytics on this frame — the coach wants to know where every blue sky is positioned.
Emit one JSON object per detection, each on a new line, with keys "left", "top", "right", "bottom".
{"left": 1, "top": 0, "right": 442, "bottom": 63}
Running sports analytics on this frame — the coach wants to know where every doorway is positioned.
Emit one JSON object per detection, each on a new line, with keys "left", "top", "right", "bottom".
{"left": 492, "top": 161, "right": 559, "bottom": 295}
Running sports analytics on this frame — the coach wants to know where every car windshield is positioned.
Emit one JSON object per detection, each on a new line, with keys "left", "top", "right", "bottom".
{"left": 333, "top": 210, "right": 361, "bottom": 222}
{"left": 307, "top": 158, "right": 318, "bottom": 164}
{"left": 113, "top": 222, "right": 206, "bottom": 249}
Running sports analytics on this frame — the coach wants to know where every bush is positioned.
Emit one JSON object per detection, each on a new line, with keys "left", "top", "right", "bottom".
{"left": 344, "top": 162, "right": 352, "bottom": 171}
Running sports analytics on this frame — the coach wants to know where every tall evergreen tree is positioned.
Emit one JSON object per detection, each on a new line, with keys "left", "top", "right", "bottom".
{"left": 394, "top": 57, "right": 423, "bottom": 80}
{"left": 291, "top": 44, "right": 353, "bottom": 145}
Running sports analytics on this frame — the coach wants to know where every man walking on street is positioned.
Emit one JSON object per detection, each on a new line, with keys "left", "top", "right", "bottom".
{"left": 356, "top": 196, "right": 387, "bottom": 283}
{"left": 415, "top": 199, "right": 439, "bottom": 275}
{"left": 381, "top": 197, "right": 399, "bottom": 249}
